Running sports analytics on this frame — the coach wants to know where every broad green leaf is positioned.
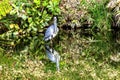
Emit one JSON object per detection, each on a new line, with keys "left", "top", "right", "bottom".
{"left": 34, "top": 0, "right": 40, "bottom": 5}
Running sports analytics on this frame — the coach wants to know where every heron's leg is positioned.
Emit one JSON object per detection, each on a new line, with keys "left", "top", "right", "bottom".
{"left": 51, "top": 39, "right": 54, "bottom": 53}
{"left": 57, "top": 33, "right": 59, "bottom": 44}
{"left": 50, "top": 39, "right": 52, "bottom": 47}
{"left": 56, "top": 59, "right": 60, "bottom": 71}
{"left": 51, "top": 35, "right": 54, "bottom": 53}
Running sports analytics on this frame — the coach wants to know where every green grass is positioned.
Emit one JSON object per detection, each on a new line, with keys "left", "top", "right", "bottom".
{"left": 0, "top": 53, "right": 119, "bottom": 80}
{"left": 80, "top": 0, "right": 112, "bottom": 31}
{"left": 0, "top": 52, "right": 15, "bottom": 67}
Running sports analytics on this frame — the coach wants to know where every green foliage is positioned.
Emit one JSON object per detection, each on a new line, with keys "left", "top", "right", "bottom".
{"left": 0, "top": 0, "right": 60, "bottom": 53}
{"left": 0, "top": 0, "right": 12, "bottom": 19}
{"left": 34, "top": 0, "right": 40, "bottom": 6}
{"left": 47, "top": 0, "right": 60, "bottom": 15}
{"left": 10, "top": 0, "right": 60, "bottom": 29}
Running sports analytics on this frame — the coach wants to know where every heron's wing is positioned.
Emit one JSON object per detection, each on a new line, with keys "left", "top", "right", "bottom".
{"left": 45, "top": 45, "right": 60, "bottom": 70}
{"left": 44, "top": 25, "right": 54, "bottom": 40}
{"left": 46, "top": 47, "right": 56, "bottom": 63}
{"left": 46, "top": 25, "right": 54, "bottom": 34}
{"left": 46, "top": 50, "right": 56, "bottom": 62}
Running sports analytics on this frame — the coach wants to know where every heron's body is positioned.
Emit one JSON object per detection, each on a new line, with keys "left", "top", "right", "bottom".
{"left": 45, "top": 45, "right": 60, "bottom": 71}
{"left": 44, "top": 17, "right": 59, "bottom": 41}
{"left": 44, "top": 24, "right": 59, "bottom": 41}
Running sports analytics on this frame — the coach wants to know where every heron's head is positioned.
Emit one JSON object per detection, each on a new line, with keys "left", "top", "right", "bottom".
{"left": 54, "top": 17, "right": 57, "bottom": 22}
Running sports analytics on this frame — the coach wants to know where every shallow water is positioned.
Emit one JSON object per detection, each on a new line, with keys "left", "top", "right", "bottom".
{"left": 0, "top": 28, "right": 120, "bottom": 79}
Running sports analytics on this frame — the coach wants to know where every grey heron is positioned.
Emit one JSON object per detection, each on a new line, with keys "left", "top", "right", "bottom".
{"left": 44, "top": 17, "right": 59, "bottom": 41}
{"left": 45, "top": 45, "right": 60, "bottom": 71}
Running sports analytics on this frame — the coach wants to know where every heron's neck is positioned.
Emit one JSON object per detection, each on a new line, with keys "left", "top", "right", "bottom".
{"left": 54, "top": 20, "right": 57, "bottom": 32}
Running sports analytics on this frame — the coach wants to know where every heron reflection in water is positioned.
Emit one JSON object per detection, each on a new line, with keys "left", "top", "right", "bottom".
{"left": 45, "top": 45, "right": 60, "bottom": 71}
{"left": 44, "top": 16, "right": 60, "bottom": 71}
